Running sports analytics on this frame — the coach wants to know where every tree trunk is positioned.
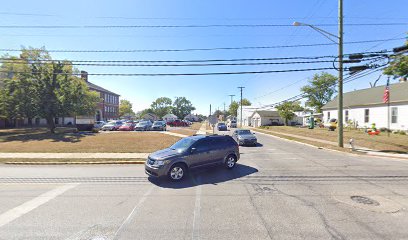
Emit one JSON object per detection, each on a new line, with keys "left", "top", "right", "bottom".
{"left": 285, "top": 118, "right": 288, "bottom": 126}
{"left": 46, "top": 117, "right": 56, "bottom": 133}
{"left": 27, "top": 118, "right": 33, "bottom": 127}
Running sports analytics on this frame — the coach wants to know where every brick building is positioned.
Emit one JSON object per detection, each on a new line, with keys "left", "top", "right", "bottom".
{"left": 82, "top": 71, "right": 120, "bottom": 121}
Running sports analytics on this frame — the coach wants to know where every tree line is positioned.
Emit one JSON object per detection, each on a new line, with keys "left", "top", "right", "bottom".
{"left": 0, "top": 48, "right": 100, "bottom": 133}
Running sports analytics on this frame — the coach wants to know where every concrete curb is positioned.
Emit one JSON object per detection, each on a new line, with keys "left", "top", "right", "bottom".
{"left": 4, "top": 160, "right": 146, "bottom": 165}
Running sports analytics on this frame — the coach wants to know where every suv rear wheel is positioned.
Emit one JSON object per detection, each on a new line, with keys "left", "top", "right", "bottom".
{"left": 168, "top": 163, "right": 186, "bottom": 181}
{"left": 225, "top": 154, "right": 237, "bottom": 169}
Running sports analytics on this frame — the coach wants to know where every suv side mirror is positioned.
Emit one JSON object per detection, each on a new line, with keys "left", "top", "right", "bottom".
{"left": 191, "top": 147, "right": 197, "bottom": 153}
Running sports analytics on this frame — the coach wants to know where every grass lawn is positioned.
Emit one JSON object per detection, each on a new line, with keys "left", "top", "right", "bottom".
{"left": 0, "top": 158, "right": 145, "bottom": 164}
{"left": 0, "top": 128, "right": 180, "bottom": 153}
{"left": 257, "top": 126, "right": 408, "bottom": 153}
{"left": 168, "top": 128, "right": 196, "bottom": 136}
{"left": 190, "top": 122, "right": 203, "bottom": 130}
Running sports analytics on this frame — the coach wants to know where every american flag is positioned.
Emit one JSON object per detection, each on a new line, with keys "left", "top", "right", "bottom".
{"left": 383, "top": 79, "right": 390, "bottom": 103}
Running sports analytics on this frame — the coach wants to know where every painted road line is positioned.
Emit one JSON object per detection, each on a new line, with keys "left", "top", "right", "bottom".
{"left": 0, "top": 183, "right": 79, "bottom": 228}
{"left": 113, "top": 185, "right": 155, "bottom": 239}
{"left": 192, "top": 177, "right": 202, "bottom": 240}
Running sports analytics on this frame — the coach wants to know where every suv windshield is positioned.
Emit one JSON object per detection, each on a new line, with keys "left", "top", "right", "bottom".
{"left": 170, "top": 138, "right": 197, "bottom": 151}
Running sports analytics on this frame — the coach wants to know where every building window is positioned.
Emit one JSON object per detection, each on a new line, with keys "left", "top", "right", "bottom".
{"left": 364, "top": 109, "right": 369, "bottom": 123}
{"left": 327, "top": 112, "right": 330, "bottom": 122}
{"left": 345, "top": 110, "right": 349, "bottom": 122}
{"left": 391, "top": 107, "right": 398, "bottom": 124}
{"left": 104, "top": 106, "right": 107, "bottom": 112}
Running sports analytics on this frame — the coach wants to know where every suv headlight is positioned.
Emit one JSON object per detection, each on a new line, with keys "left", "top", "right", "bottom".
{"left": 152, "top": 160, "right": 170, "bottom": 167}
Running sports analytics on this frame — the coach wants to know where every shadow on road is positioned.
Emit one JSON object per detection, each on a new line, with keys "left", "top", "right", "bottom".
{"left": 149, "top": 163, "right": 258, "bottom": 189}
{"left": 0, "top": 128, "right": 94, "bottom": 143}
{"left": 240, "top": 143, "right": 264, "bottom": 148}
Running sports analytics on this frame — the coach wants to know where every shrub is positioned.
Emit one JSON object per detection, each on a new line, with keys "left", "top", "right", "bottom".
{"left": 379, "top": 127, "right": 391, "bottom": 132}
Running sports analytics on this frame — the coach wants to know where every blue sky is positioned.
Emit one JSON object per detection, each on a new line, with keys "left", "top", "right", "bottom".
{"left": 1, "top": 0, "right": 407, "bottom": 114}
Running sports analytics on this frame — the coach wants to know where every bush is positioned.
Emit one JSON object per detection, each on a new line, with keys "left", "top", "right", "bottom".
{"left": 379, "top": 127, "right": 391, "bottom": 132}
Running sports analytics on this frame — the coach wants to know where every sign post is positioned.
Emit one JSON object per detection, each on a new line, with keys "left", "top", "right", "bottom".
{"left": 208, "top": 115, "right": 218, "bottom": 135}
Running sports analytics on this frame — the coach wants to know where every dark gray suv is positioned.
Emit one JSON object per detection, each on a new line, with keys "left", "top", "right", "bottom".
{"left": 145, "top": 135, "right": 240, "bottom": 181}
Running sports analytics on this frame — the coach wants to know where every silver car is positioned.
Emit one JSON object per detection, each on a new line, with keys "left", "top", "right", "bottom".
{"left": 101, "top": 121, "right": 123, "bottom": 131}
{"left": 135, "top": 121, "right": 152, "bottom": 131}
{"left": 232, "top": 129, "right": 258, "bottom": 146}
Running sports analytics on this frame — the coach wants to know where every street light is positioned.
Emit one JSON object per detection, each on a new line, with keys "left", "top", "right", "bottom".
{"left": 293, "top": 0, "right": 344, "bottom": 147}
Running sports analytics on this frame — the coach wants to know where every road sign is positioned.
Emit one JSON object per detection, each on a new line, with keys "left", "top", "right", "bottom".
{"left": 208, "top": 115, "right": 218, "bottom": 125}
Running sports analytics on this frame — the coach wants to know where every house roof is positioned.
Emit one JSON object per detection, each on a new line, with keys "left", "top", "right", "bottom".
{"left": 252, "top": 110, "right": 278, "bottom": 118}
{"left": 163, "top": 113, "right": 177, "bottom": 117}
{"left": 322, "top": 81, "right": 408, "bottom": 110}
{"left": 87, "top": 81, "right": 120, "bottom": 96}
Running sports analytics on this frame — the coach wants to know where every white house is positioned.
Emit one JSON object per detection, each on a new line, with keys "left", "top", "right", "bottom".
{"left": 250, "top": 110, "right": 303, "bottom": 127}
{"left": 237, "top": 106, "right": 262, "bottom": 127}
{"left": 321, "top": 80, "right": 408, "bottom": 131}
{"left": 163, "top": 113, "right": 178, "bottom": 122}
{"left": 184, "top": 114, "right": 200, "bottom": 122}
{"left": 142, "top": 113, "right": 158, "bottom": 121}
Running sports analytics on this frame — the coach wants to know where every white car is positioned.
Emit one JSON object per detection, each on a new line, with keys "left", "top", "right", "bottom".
{"left": 94, "top": 121, "right": 106, "bottom": 130}
{"left": 227, "top": 120, "right": 237, "bottom": 129}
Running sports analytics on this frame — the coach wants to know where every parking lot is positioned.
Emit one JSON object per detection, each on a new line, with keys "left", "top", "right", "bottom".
{"left": 1, "top": 126, "right": 408, "bottom": 239}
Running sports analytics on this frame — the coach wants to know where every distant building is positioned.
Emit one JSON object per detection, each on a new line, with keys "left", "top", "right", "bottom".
{"left": 322, "top": 80, "right": 408, "bottom": 131}
{"left": 82, "top": 71, "right": 120, "bottom": 121}
{"left": 250, "top": 109, "right": 303, "bottom": 127}
{"left": 142, "top": 113, "right": 158, "bottom": 121}
{"left": 184, "top": 114, "right": 200, "bottom": 122}
{"left": 163, "top": 113, "right": 178, "bottom": 122}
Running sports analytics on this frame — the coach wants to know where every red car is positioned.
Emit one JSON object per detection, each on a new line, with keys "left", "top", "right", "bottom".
{"left": 168, "top": 119, "right": 188, "bottom": 127}
{"left": 118, "top": 123, "right": 136, "bottom": 131}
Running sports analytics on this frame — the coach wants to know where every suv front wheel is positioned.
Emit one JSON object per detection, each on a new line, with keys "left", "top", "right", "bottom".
{"left": 225, "top": 155, "right": 237, "bottom": 169}
{"left": 168, "top": 163, "right": 186, "bottom": 181}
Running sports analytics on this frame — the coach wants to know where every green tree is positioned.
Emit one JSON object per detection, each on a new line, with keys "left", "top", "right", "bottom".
{"left": 301, "top": 72, "right": 337, "bottom": 113}
{"left": 172, "top": 97, "right": 196, "bottom": 119}
{"left": 150, "top": 97, "right": 173, "bottom": 118}
{"left": 229, "top": 98, "right": 251, "bottom": 116}
{"left": 384, "top": 38, "right": 408, "bottom": 79}
{"left": 136, "top": 108, "right": 154, "bottom": 119}
{"left": 276, "top": 101, "right": 302, "bottom": 126}
{"left": 0, "top": 48, "right": 100, "bottom": 133}
{"left": 119, "top": 99, "right": 135, "bottom": 117}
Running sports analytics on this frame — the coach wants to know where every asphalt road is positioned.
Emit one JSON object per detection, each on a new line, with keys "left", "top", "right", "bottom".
{"left": 1, "top": 129, "right": 408, "bottom": 239}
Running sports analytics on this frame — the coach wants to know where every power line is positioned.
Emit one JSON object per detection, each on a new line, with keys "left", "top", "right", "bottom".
{"left": 0, "top": 59, "right": 343, "bottom": 67}
{"left": 0, "top": 50, "right": 390, "bottom": 64}
{"left": 0, "top": 23, "right": 407, "bottom": 29}
{"left": 1, "top": 38, "right": 404, "bottom": 53}
{"left": 261, "top": 66, "right": 387, "bottom": 108}
{"left": 0, "top": 67, "right": 335, "bottom": 77}
{"left": 0, "top": 55, "right": 338, "bottom": 63}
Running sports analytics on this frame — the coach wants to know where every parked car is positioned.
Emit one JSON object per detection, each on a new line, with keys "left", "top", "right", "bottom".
{"left": 93, "top": 121, "right": 106, "bottom": 130}
{"left": 217, "top": 122, "right": 228, "bottom": 131}
{"left": 145, "top": 135, "right": 240, "bottom": 181}
{"left": 151, "top": 121, "right": 167, "bottom": 131}
{"left": 118, "top": 122, "right": 136, "bottom": 131}
{"left": 232, "top": 129, "right": 258, "bottom": 146}
{"left": 168, "top": 119, "right": 187, "bottom": 127}
{"left": 101, "top": 121, "right": 123, "bottom": 131}
{"left": 135, "top": 121, "right": 152, "bottom": 131}
{"left": 227, "top": 120, "right": 237, "bottom": 129}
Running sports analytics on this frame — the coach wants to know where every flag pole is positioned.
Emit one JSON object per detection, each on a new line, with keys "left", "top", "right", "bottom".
{"left": 387, "top": 77, "right": 390, "bottom": 137}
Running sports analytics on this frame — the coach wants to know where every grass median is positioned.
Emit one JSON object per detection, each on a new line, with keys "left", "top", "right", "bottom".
{"left": 0, "top": 128, "right": 180, "bottom": 153}
{"left": 1, "top": 158, "right": 145, "bottom": 164}
{"left": 256, "top": 126, "right": 408, "bottom": 154}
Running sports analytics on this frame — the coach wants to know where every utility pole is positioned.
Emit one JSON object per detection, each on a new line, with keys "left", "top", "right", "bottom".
{"left": 337, "top": 0, "right": 344, "bottom": 147}
{"left": 238, "top": 87, "right": 245, "bottom": 128}
{"left": 223, "top": 102, "right": 226, "bottom": 113}
{"left": 228, "top": 94, "right": 235, "bottom": 106}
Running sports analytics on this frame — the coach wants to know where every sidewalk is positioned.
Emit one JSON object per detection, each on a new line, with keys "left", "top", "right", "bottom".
{"left": 251, "top": 127, "right": 408, "bottom": 160}
{"left": 195, "top": 122, "right": 208, "bottom": 135}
